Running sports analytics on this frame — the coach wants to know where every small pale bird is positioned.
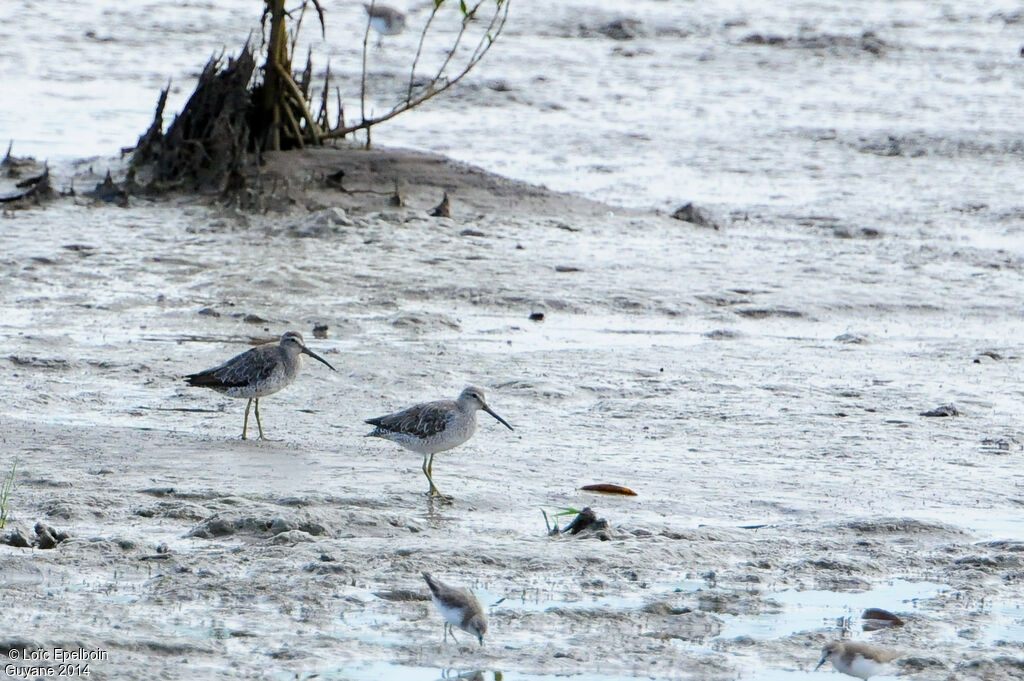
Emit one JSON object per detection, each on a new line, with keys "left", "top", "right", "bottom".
{"left": 364, "top": 3, "right": 406, "bottom": 46}
{"left": 365, "top": 386, "right": 513, "bottom": 500}
{"left": 422, "top": 572, "right": 487, "bottom": 646}
{"left": 185, "top": 331, "right": 336, "bottom": 440}
{"left": 815, "top": 641, "right": 900, "bottom": 679}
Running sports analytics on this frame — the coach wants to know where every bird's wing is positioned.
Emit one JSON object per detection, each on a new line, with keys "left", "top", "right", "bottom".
{"left": 187, "top": 346, "right": 278, "bottom": 388}
{"left": 366, "top": 401, "right": 453, "bottom": 437}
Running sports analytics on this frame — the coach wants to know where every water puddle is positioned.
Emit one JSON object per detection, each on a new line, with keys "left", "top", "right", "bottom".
{"left": 716, "top": 579, "right": 945, "bottom": 640}
{"left": 979, "top": 600, "right": 1024, "bottom": 645}
{"left": 916, "top": 509, "right": 1024, "bottom": 541}
{"left": 300, "top": 662, "right": 653, "bottom": 681}
{"left": 481, "top": 577, "right": 705, "bottom": 615}
{"left": 739, "top": 670, "right": 846, "bottom": 681}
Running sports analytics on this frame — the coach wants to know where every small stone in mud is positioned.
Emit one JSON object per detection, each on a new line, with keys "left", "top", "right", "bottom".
{"left": 429, "top": 191, "right": 451, "bottom": 217}
{"left": 920, "top": 404, "right": 960, "bottom": 417}
{"left": 312, "top": 323, "right": 328, "bottom": 339}
{"left": 243, "top": 313, "right": 268, "bottom": 324}
{"left": 34, "top": 522, "right": 68, "bottom": 549}
{"left": 833, "top": 225, "right": 882, "bottom": 239}
{"left": 742, "top": 33, "right": 787, "bottom": 45}
{"left": 670, "top": 202, "right": 720, "bottom": 229}
{"left": 736, "top": 307, "right": 804, "bottom": 319}
{"left": 324, "top": 168, "right": 346, "bottom": 190}
{"left": 4, "top": 528, "right": 31, "bottom": 548}
{"left": 862, "top": 607, "right": 904, "bottom": 630}
{"left": 460, "top": 228, "right": 486, "bottom": 237}
{"left": 198, "top": 307, "right": 220, "bottom": 317}
{"left": 271, "top": 529, "right": 316, "bottom": 545}
{"left": 835, "top": 332, "right": 867, "bottom": 344}
{"left": 529, "top": 311, "right": 545, "bottom": 322}
{"left": 597, "top": 18, "right": 644, "bottom": 41}
{"left": 555, "top": 265, "right": 581, "bottom": 272}
{"left": 139, "top": 486, "right": 175, "bottom": 497}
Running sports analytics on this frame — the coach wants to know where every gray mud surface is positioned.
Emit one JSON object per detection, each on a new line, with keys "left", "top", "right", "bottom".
{"left": 2, "top": 1, "right": 1024, "bottom": 680}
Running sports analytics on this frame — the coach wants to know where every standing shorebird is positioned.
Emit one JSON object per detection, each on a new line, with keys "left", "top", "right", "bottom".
{"left": 364, "top": 3, "right": 406, "bottom": 46}
{"left": 185, "top": 331, "right": 336, "bottom": 440}
{"left": 422, "top": 572, "right": 487, "bottom": 646}
{"left": 364, "top": 386, "right": 513, "bottom": 500}
{"left": 815, "top": 641, "right": 900, "bottom": 679}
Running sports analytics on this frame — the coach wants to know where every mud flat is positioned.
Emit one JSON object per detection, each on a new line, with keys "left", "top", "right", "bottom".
{"left": 2, "top": 0, "right": 1024, "bottom": 678}
{"left": 0, "top": 143, "right": 1023, "bottom": 680}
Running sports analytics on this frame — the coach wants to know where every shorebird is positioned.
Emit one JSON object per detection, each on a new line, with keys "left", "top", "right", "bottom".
{"left": 815, "top": 641, "right": 899, "bottom": 679}
{"left": 185, "top": 331, "right": 336, "bottom": 440}
{"left": 364, "top": 386, "right": 513, "bottom": 500}
{"left": 422, "top": 572, "right": 487, "bottom": 646}
{"left": 364, "top": 3, "right": 405, "bottom": 46}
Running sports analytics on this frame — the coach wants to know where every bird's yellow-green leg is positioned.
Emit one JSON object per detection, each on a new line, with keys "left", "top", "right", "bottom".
{"left": 423, "top": 454, "right": 451, "bottom": 501}
{"left": 242, "top": 397, "right": 253, "bottom": 440}
{"left": 254, "top": 397, "right": 266, "bottom": 440}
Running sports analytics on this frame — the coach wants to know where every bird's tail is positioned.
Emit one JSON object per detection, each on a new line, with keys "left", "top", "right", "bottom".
{"left": 184, "top": 371, "right": 219, "bottom": 387}
{"left": 422, "top": 572, "right": 440, "bottom": 595}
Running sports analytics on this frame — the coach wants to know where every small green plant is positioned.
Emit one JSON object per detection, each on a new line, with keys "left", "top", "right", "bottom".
{"left": 0, "top": 457, "right": 17, "bottom": 529}
{"left": 541, "top": 506, "right": 581, "bottom": 533}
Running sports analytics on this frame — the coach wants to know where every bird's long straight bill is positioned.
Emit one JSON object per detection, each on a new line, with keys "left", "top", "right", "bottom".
{"left": 484, "top": 406, "right": 513, "bottom": 431}
{"left": 302, "top": 347, "right": 337, "bottom": 371}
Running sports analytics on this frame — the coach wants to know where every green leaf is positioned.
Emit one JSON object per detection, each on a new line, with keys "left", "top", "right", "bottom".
{"left": 460, "top": 0, "right": 468, "bottom": 16}
{"left": 552, "top": 507, "right": 581, "bottom": 517}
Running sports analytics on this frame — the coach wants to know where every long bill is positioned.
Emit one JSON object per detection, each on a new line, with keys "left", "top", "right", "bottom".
{"left": 302, "top": 347, "right": 337, "bottom": 372}
{"left": 483, "top": 406, "right": 513, "bottom": 431}
{"left": 813, "top": 659, "right": 826, "bottom": 672}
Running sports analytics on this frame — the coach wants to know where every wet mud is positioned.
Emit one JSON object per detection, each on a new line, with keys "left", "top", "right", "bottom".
{"left": 2, "top": 1, "right": 1024, "bottom": 680}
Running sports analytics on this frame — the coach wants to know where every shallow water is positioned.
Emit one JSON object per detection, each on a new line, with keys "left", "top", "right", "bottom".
{"left": 717, "top": 580, "right": 945, "bottom": 640}
{"left": 2, "top": 1, "right": 1024, "bottom": 680}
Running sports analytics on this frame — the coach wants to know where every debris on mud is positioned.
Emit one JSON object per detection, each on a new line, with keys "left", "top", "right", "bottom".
{"left": 186, "top": 513, "right": 328, "bottom": 539}
{"left": 0, "top": 144, "right": 54, "bottom": 205}
{"left": 84, "top": 171, "right": 130, "bottom": 206}
{"left": 3, "top": 523, "right": 69, "bottom": 549}
{"left": 34, "top": 522, "right": 70, "bottom": 549}
{"left": 920, "top": 404, "right": 961, "bottom": 417}
{"left": 544, "top": 506, "right": 612, "bottom": 540}
{"left": 579, "top": 483, "right": 637, "bottom": 496}
{"left": 429, "top": 192, "right": 451, "bottom": 218}
{"left": 3, "top": 528, "right": 30, "bottom": 548}
{"left": 740, "top": 30, "right": 886, "bottom": 56}
{"left": 670, "top": 202, "right": 720, "bottom": 229}
{"left": 862, "top": 607, "right": 904, "bottom": 630}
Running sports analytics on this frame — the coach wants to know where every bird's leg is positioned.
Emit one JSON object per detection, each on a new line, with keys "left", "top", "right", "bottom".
{"left": 424, "top": 457, "right": 452, "bottom": 502}
{"left": 447, "top": 622, "right": 459, "bottom": 643}
{"left": 242, "top": 398, "right": 252, "bottom": 440}
{"left": 254, "top": 397, "right": 266, "bottom": 440}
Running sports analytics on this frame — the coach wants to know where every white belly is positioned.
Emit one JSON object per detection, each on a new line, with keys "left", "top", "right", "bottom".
{"left": 838, "top": 657, "right": 893, "bottom": 680}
